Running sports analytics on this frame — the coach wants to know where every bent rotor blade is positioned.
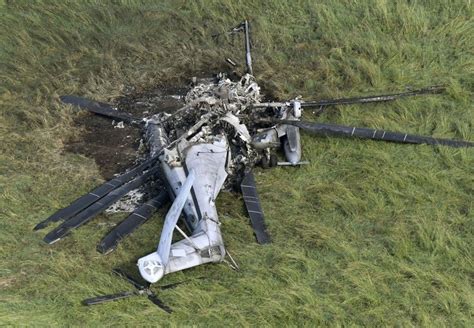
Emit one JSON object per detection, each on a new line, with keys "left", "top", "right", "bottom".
{"left": 34, "top": 156, "right": 159, "bottom": 231}
{"left": 300, "top": 86, "right": 445, "bottom": 108}
{"left": 43, "top": 166, "right": 161, "bottom": 244}
{"left": 241, "top": 171, "right": 271, "bottom": 244}
{"left": 284, "top": 120, "right": 474, "bottom": 148}
{"left": 83, "top": 291, "right": 139, "bottom": 305}
{"left": 112, "top": 268, "right": 149, "bottom": 290}
{"left": 111, "top": 269, "right": 172, "bottom": 312}
{"left": 83, "top": 290, "right": 171, "bottom": 312}
{"left": 97, "top": 191, "right": 170, "bottom": 254}
{"left": 60, "top": 95, "right": 142, "bottom": 125}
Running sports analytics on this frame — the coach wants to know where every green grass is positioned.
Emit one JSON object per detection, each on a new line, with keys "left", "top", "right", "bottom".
{"left": 1, "top": 0, "right": 473, "bottom": 326}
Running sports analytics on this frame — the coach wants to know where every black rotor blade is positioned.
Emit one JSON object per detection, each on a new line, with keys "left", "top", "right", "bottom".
{"left": 34, "top": 156, "right": 159, "bottom": 231}
{"left": 112, "top": 269, "right": 172, "bottom": 313}
{"left": 83, "top": 289, "right": 171, "bottom": 312}
{"left": 112, "top": 268, "right": 149, "bottom": 290}
{"left": 284, "top": 120, "right": 473, "bottom": 148}
{"left": 84, "top": 269, "right": 200, "bottom": 311}
{"left": 60, "top": 95, "right": 142, "bottom": 125}
{"left": 241, "top": 171, "right": 271, "bottom": 244}
{"left": 301, "top": 85, "right": 445, "bottom": 108}
{"left": 82, "top": 269, "right": 191, "bottom": 312}
{"left": 97, "top": 191, "right": 169, "bottom": 254}
{"left": 83, "top": 291, "right": 139, "bottom": 305}
{"left": 43, "top": 166, "right": 161, "bottom": 244}
{"left": 147, "top": 294, "right": 173, "bottom": 313}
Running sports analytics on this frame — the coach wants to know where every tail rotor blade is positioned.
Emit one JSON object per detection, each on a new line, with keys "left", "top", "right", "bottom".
{"left": 285, "top": 120, "right": 473, "bottom": 148}
{"left": 60, "top": 95, "right": 142, "bottom": 125}
{"left": 111, "top": 269, "right": 172, "bottom": 313}
{"left": 83, "top": 269, "right": 199, "bottom": 311}
{"left": 112, "top": 268, "right": 149, "bottom": 290}
{"left": 43, "top": 166, "right": 161, "bottom": 244}
{"left": 147, "top": 294, "right": 173, "bottom": 313}
{"left": 97, "top": 191, "right": 169, "bottom": 254}
{"left": 83, "top": 291, "right": 138, "bottom": 305}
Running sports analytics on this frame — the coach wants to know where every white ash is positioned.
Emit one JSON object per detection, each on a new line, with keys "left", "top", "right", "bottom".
{"left": 105, "top": 188, "right": 145, "bottom": 213}
{"left": 113, "top": 121, "right": 125, "bottom": 129}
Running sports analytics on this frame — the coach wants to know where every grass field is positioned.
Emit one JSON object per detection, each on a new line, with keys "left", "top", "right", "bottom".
{"left": 1, "top": 0, "right": 473, "bottom": 326}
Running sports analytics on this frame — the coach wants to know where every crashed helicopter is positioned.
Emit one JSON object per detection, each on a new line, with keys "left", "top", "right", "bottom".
{"left": 35, "top": 21, "right": 473, "bottom": 311}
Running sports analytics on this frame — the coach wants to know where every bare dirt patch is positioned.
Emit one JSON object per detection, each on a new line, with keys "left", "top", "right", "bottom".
{"left": 64, "top": 86, "right": 188, "bottom": 179}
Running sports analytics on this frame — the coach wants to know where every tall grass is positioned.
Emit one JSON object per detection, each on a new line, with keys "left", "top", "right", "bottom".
{"left": 0, "top": 1, "right": 472, "bottom": 326}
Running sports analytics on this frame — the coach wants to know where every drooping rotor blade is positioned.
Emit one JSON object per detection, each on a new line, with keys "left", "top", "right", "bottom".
{"left": 300, "top": 86, "right": 445, "bottom": 108}
{"left": 112, "top": 268, "right": 149, "bottom": 290}
{"left": 283, "top": 120, "right": 474, "bottom": 148}
{"left": 43, "top": 166, "right": 161, "bottom": 244}
{"left": 83, "top": 291, "right": 139, "bottom": 305}
{"left": 34, "top": 156, "right": 159, "bottom": 231}
{"left": 60, "top": 95, "right": 143, "bottom": 125}
{"left": 97, "top": 191, "right": 170, "bottom": 254}
{"left": 241, "top": 171, "right": 271, "bottom": 244}
{"left": 251, "top": 86, "right": 445, "bottom": 110}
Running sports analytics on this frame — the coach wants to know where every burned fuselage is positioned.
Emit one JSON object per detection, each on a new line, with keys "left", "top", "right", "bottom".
{"left": 136, "top": 73, "right": 302, "bottom": 283}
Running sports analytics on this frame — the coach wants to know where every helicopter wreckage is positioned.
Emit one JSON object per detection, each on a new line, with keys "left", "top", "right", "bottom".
{"left": 35, "top": 21, "right": 473, "bottom": 311}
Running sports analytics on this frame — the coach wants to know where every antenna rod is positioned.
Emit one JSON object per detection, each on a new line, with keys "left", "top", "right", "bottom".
{"left": 244, "top": 20, "right": 253, "bottom": 75}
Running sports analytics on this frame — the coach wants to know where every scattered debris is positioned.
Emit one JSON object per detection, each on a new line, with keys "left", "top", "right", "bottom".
{"left": 105, "top": 188, "right": 144, "bottom": 213}
{"left": 114, "top": 121, "right": 125, "bottom": 129}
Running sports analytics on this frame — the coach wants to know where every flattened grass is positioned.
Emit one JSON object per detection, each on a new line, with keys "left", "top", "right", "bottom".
{"left": 0, "top": 1, "right": 472, "bottom": 326}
